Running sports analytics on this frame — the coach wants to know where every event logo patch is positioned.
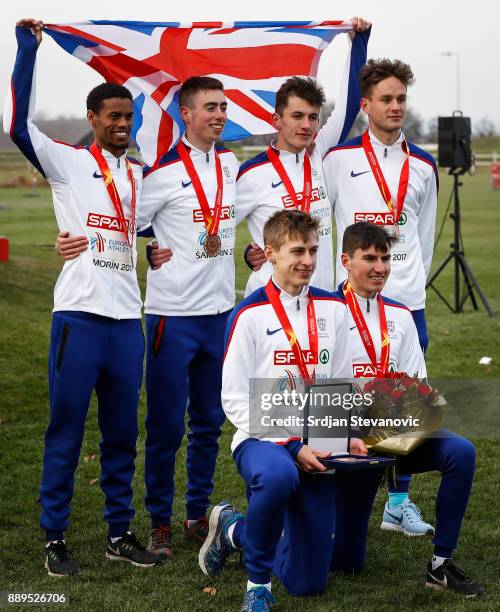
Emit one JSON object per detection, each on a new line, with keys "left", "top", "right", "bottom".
{"left": 274, "top": 350, "right": 316, "bottom": 365}
{"left": 192, "top": 205, "right": 234, "bottom": 223}
{"left": 281, "top": 186, "right": 325, "bottom": 208}
{"left": 354, "top": 211, "right": 407, "bottom": 226}
{"left": 223, "top": 166, "right": 234, "bottom": 183}
{"left": 353, "top": 361, "right": 397, "bottom": 377}
{"left": 90, "top": 232, "right": 106, "bottom": 253}
{"left": 319, "top": 349, "right": 330, "bottom": 364}
{"left": 87, "top": 212, "right": 131, "bottom": 232}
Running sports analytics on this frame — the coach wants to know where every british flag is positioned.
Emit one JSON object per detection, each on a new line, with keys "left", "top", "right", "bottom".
{"left": 44, "top": 20, "right": 355, "bottom": 165}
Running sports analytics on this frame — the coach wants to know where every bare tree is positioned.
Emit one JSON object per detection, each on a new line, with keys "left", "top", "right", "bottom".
{"left": 474, "top": 117, "right": 496, "bottom": 138}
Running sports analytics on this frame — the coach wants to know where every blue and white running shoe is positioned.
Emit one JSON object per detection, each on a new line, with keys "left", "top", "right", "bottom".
{"left": 240, "top": 587, "right": 275, "bottom": 612}
{"left": 198, "top": 501, "right": 243, "bottom": 576}
{"left": 381, "top": 499, "right": 434, "bottom": 536}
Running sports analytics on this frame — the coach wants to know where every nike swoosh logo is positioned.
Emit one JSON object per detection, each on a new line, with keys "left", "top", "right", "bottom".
{"left": 350, "top": 170, "right": 371, "bottom": 178}
{"left": 385, "top": 510, "right": 402, "bottom": 523}
{"left": 349, "top": 326, "right": 357, "bottom": 331}
{"left": 266, "top": 327, "right": 282, "bottom": 336}
{"left": 93, "top": 171, "right": 103, "bottom": 179}
{"left": 271, "top": 181, "right": 283, "bottom": 188}
{"left": 428, "top": 571, "right": 447, "bottom": 588}
{"left": 182, "top": 180, "right": 192, "bottom": 188}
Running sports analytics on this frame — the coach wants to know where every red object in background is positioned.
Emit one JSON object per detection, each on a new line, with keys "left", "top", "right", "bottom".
{"left": 491, "top": 163, "right": 500, "bottom": 190}
{"left": 0, "top": 236, "right": 9, "bottom": 262}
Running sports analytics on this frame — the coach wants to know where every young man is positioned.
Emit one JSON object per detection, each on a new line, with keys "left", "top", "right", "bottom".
{"left": 4, "top": 19, "right": 160, "bottom": 575}
{"left": 238, "top": 18, "right": 371, "bottom": 294}
{"left": 199, "top": 210, "right": 376, "bottom": 611}
{"left": 323, "top": 58, "right": 437, "bottom": 352}
{"left": 335, "top": 222, "right": 483, "bottom": 597}
{"left": 323, "top": 58, "right": 438, "bottom": 532}
{"left": 55, "top": 77, "right": 238, "bottom": 557}
{"left": 136, "top": 77, "right": 240, "bottom": 557}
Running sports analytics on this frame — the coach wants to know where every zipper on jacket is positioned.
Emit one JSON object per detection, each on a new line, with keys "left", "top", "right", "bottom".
{"left": 297, "top": 298, "right": 300, "bottom": 310}
{"left": 206, "top": 152, "right": 209, "bottom": 163}
{"left": 384, "top": 148, "right": 387, "bottom": 158}
{"left": 296, "top": 153, "right": 299, "bottom": 163}
{"left": 367, "top": 298, "right": 370, "bottom": 313}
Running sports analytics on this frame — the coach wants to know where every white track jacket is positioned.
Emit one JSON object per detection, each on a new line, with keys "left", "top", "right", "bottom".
{"left": 222, "top": 280, "right": 353, "bottom": 452}
{"left": 4, "top": 28, "right": 142, "bottom": 319}
{"left": 138, "top": 137, "right": 239, "bottom": 316}
{"left": 235, "top": 31, "right": 369, "bottom": 296}
{"left": 331, "top": 285, "right": 426, "bottom": 378}
{"left": 324, "top": 131, "right": 438, "bottom": 311}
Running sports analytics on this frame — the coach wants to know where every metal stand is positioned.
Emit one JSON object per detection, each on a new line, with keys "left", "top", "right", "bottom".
{"left": 426, "top": 171, "right": 495, "bottom": 317}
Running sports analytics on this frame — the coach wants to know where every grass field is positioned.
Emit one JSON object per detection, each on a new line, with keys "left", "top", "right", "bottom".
{"left": 0, "top": 163, "right": 499, "bottom": 611}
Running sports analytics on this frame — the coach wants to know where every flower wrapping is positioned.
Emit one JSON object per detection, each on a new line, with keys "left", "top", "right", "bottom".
{"left": 360, "top": 375, "right": 445, "bottom": 455}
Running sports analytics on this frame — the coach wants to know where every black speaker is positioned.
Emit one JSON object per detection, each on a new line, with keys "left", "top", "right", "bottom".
{"left": 438, "top": 113, "right": 472, "bottom": 170}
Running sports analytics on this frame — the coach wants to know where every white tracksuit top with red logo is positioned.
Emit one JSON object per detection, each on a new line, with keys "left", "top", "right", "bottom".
{"left": 222, "top": 280, "right": 353, "bottom": 452}
{"left": 324, "top": 131, "right": 438, "bottom": 311}
{"left": 330, "top": 286, "right": 426, "bottom": 378}
{"left": 4, "top": 30, "right": 143, "bottom": 319}
{"left": 138, "top": 136, "right": 239, "bottom": 316}
{"left": 235, "top": 32, "right": 369, "bottom": 297}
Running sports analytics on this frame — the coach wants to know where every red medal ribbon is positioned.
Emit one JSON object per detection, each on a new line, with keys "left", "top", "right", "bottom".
{"left": 343, "top": 281, "right": 390, "bottom": 377}
{"left": 177, "top": 140, "right": 223, "bottom": 236}
{"left": 361, "top": 130, "right": 410, "bottom": 226}
{"left": 267, "top": 146, "right": 312, "bottom": 213}
{"left": 89, "top": 143, "right": 136, "bottom": 248}
{"left": 265, "top": 278, "right": 318, "bottom": 385}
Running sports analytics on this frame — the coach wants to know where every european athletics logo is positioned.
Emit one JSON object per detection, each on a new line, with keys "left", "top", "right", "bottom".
{"left": 90, "top": 232, "right": 106, "bottom": 253}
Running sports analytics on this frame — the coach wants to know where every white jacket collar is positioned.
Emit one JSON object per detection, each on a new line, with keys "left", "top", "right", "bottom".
{"left": 271, "top": 276, "right": 309, "bottom": 305}
{"left": 270, "top": 141, "right": 307, "bottom": 165}
{"left": 182, "top": 134, "right": 215, "bottom": 158}
{"left": 101, "top": 147, "right": 127, "bottom": 167}
{"left": 368, "top": 128, "right": 405, "bottom": 150}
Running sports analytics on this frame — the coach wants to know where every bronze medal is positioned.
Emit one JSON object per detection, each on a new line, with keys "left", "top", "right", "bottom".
{"left": 204, "top": 234, "right": 221, "bottom": 256}
{"left": 383, "top": 224, "right": 400, "bottom": 240}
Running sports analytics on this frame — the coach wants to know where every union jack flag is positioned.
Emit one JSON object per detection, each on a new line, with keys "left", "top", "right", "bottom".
{"left": 44, "top": 20, "right": 356, "bottom": 165}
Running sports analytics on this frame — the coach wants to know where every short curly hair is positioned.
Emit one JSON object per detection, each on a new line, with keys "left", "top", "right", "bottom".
{"left": 359, "top": 59, "right": 415, "bottom": 98}
{"left": 86, "top": 83, "right": 132, "bottom": 113}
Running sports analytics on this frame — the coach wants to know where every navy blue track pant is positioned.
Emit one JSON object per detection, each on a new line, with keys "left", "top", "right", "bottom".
{"left": 233, "top": 430, "right": 475, "bottom": 595}
{"left": 144, "top": 312, "right": 228, "bottom": 526}
{"left": 232, "top": 439, "right": 383, "bottom": 591}
{"left": 40, "top": 311, "right": 144, "bottom": 540}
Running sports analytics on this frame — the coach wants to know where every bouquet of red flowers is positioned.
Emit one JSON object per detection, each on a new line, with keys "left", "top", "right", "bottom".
{"left": 360, "top": 374, "right": 445, "bottom": 455}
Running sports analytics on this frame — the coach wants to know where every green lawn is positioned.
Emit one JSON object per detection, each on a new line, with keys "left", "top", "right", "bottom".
{"left": 0, "top": 165, "right": 499, "bottom": 611}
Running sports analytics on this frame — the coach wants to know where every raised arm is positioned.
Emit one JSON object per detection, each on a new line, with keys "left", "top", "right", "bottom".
{"left": 3, "top": 21, "right": 77, "bottom": 180}
{"left": 313, "top": 18, "right": 371, "bottom": 158}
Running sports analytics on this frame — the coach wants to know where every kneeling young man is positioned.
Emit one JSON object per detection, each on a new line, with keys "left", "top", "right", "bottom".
{"left": 199, "top": 210, "right": 378, "bottom": 611}
{"left": 335, "top": 222, "right": 484, "bottom": 597}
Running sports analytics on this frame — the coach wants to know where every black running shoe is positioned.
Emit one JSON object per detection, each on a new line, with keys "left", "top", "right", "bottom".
{"left": 425, "top": 559, "right": 485, "bottom": 597}
{"left": 45, "top": 540, "right": 79, "bottom": 577}
{"left": 106, "top": 532, "right": 158, "bottom": 567}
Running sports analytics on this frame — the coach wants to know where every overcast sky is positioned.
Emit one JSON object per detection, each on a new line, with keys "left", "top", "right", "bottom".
{"left": 2, "top": 0, "right": 499, "bottom": 130}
